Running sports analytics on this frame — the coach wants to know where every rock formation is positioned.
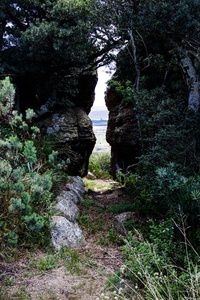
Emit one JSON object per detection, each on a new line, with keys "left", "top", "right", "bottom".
{"left": 40, "top": 107, "right": 96, "bottom": 177}
{"left": 51, "top": 217, "right": 86, "bottom": 250}
{"left": 13, "top": 73, "right": 97, "bottom": 177}
{"left": 105, "top": 85, "right": 141, "bottom": 177}
{"left": 51, "top": 176, "right": 86, "bottom": 250}
{"left": 13, "top": 73, "right": 97, "bottom": 115}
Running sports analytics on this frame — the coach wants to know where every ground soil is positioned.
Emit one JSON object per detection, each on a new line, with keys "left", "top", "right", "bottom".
{"left": 0, "top": 179, "right": 132, "bottom": 300}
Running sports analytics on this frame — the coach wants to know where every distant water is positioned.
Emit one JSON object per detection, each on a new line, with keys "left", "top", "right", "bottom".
{"left": 89, "top": 109, "right": 108, "bottom": 121}
{"left": 93, "top": 125, "right": 110, "bottom": 152}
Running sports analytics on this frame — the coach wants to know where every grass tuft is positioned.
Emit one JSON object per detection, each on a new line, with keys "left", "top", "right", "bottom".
{"left": 88, "top": 151, "right": 111, "bottom": 179}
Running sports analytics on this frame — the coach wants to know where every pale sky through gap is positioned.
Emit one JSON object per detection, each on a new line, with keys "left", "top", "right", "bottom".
{"left": 92, "top": 65, "right": 114, "bottom": 110}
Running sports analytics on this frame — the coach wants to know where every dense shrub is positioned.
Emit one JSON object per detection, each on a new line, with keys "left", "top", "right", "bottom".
{"left": 107, "top": 80, "right": 200, "bottom": 299}
{"left": 110, "top": 80, "right": 200, "bottom": 244}
{"left": 0, "top": 77, "right": 15, "bottom": 121}
{"left": 110, "top": 81, "right": 200, "bottom": 177}
{"left": 0, "top": 77, "right": 69, "bottom": 250}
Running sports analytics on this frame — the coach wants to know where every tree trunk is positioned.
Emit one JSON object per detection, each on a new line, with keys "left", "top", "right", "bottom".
{"left": 128, "top": 29, "right": 140, "bottom": 91}
{"left": 179, "top": 49, "right": 200, "bottom": 112}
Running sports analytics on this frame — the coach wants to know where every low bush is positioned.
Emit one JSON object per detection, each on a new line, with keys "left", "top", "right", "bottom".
{"left": 122, "top": 228, "right": 200, "bottom": 299}
{"left": 0, "top": 77, "right": 69, "bottom": 251}
{"left": 105, "top": 222, "right": 200, "bottom": 299}
{"left": 115, "top": 163, "right": 200, "bottom": 248}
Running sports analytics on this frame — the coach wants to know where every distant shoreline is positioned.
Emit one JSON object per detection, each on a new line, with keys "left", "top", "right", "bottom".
{"left": 89, "top": 109, "right": 108, "bottom": 121}
{"left": 92, "top": 120, "right": 108, "bottom": 126}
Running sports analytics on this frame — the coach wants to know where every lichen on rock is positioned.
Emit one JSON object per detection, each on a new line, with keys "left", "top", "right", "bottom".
{"left": 51, "top": 216, "right": 86, "bottom": 250}
{"left": 41, "top": 107, "right": 96, "bottom": 177}
{"left": 51, "top": 176, "right": 86, "bottom": 250}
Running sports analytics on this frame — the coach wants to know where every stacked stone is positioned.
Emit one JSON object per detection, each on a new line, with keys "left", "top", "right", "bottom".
{"left": 51, "top": 176, "right": 86, "bottom": 250}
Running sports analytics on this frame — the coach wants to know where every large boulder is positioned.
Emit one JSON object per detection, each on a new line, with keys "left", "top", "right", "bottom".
{"left": 51, "top": 216, "right": 86, "bottom": 250}
{"left": 40, "top": 107, "right": 96, "bottom": 177}
{"left": 105, "top": 86, "right": 140, "bottom": 177}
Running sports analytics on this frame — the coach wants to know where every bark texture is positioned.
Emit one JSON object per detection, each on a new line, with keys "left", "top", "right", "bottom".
{"left": 179, "top": 48, "right": 200, "bottom": 112}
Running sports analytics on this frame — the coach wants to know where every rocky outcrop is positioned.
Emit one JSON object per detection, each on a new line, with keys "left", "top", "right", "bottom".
{"left": 51, "top": 176, "right": 86, "bottom": 250}
{"left": 40, "top": 107, "right": 96, "bottom": 177}
{"left": 13, "top": 72, "right": 97, "bottom": 177}
{"left": 105, "top": 85, "right": 140, "bottom": 177}
{"left": 73, "top": 73, "right": 98, "bottom": 114}
{"left": 13, "top": 73, "right": 97, "bottom": 114}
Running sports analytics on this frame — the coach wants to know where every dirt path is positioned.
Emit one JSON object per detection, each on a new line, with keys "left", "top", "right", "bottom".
{"left": 0, "top": 180, "right": 131, "bottom": 300}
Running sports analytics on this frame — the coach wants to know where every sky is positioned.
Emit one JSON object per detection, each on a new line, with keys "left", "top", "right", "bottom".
{"left": 92, "top": 65, "right": 115, "bottom": 110}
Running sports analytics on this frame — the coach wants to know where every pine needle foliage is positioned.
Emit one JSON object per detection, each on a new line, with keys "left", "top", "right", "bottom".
{"left": 0, "top": 77, "right": 69, "bottom": 251}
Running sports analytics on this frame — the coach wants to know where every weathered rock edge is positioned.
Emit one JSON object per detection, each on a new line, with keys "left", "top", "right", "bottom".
{"left": 51, "top": 176, "right": 86, "bottom": 250}
{"left": 114, "top": 212, "right": 136, "bottom": 236}
{"left": 40, "top": 107, "right": 96, "bottom": 177}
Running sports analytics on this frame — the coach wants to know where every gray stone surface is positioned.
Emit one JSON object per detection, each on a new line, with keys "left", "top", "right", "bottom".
{"left": 55, "top": 199, "right": 80, "bottom": 222}
{"left": 51, "top": 176, "right": 86, "bottom": 250}
{"left": 40, "top": 107, "right": 96, "bottom": 177}
{"left": 86, "top": 172, "right": 96, "bottom": 180}
{"left": 114, "top": 212, "right": 136, "bottom": 235}
{"left": 51, "top": 216, "right": 86, "bottom": 250}
{"left": 66, "top": 176, "right": 86, "bottom": 196}
{"left": 57, "top": 189, "right": 83, "bottom": 205}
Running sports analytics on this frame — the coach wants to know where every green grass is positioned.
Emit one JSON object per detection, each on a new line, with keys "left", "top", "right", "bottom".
{"left": 29, "top": 254, "right": 59, "bottom": 271}
{"left": 78, "top": 211, "right": 105, "bottom": 235}
{"left": 28, "top": 247, "right": 83, "bottom": 276}
{"left": 106, "top": 203, "right": 135, "bottom": 214}
{"left": 104, "top": 217, "right": 200, "bottom": 300}
{"left": 59, "top": 247, "right": 83, "bottom": 275}
{"left": 88, "top": 151, "right": 111, "bottom": 179}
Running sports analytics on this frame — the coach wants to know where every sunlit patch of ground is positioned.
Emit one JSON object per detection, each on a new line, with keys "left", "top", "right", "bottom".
{"left": 83, "top": 178, "right": 120, "bottom": 192}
